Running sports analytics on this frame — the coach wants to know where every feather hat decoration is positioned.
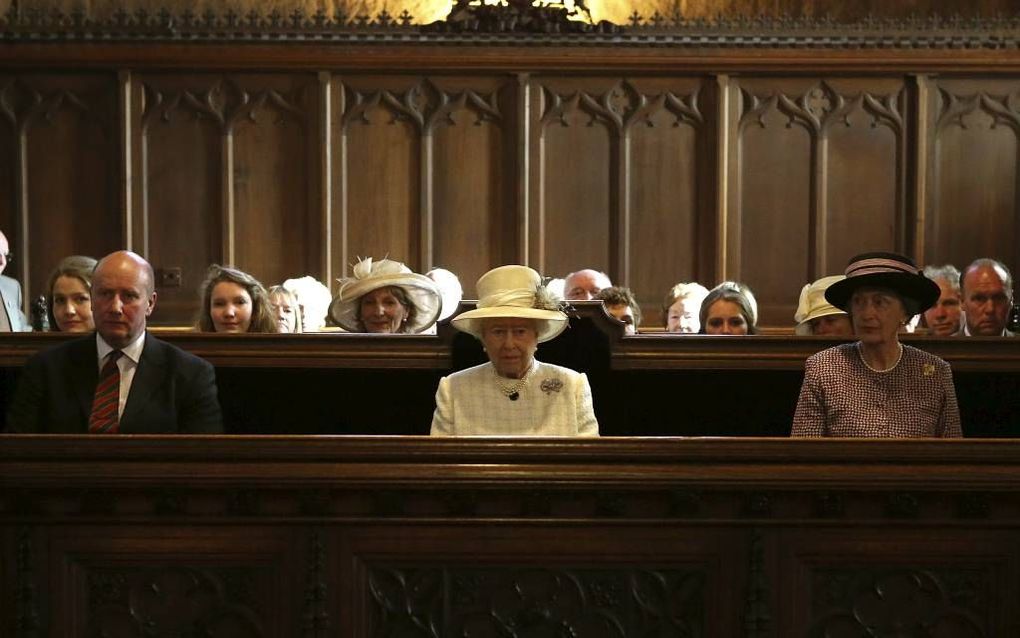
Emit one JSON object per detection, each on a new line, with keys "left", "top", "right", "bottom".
{"left": 328, "top": 257, "right": 442, "bottom": 334}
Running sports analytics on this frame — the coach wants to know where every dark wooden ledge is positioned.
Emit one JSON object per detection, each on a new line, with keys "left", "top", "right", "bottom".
{"left": 0, "top": 303, "right": 1018, "bottom": 371}
{"left": 3, "top": 436, "right": 1019, "bottom": 490}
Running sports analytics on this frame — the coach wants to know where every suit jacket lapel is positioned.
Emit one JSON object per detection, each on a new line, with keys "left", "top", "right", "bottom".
{"left": 70, "top": 336, "right": 100, "bottom": 423}
{"left": 121, "top": 332, "right": 164, "bottom": 431}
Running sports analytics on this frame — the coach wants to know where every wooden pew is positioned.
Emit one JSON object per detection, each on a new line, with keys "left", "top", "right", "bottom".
{"left": 3, "top": 436, "right": 1020, "bottom": 635}
{"left": 1, "top": 302, "right": 1018, "bottom": 436}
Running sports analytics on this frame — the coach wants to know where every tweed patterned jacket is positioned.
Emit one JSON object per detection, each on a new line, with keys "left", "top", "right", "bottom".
{"left": 791, "top": 342, "right": 962, "bottom": 438}
{"left": 430, "top": 360, "right": 599, "bottom": 436}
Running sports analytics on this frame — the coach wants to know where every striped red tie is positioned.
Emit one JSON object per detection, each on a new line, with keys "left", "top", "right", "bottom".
{"left": 88, "top": 350, "right": 123, "bottom": 434}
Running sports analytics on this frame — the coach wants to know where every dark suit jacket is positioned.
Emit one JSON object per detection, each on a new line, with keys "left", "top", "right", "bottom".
{"left": 6, "top": 332, "right": 223, "bottom": 433}
{"left": 0, "top": 274, "right": 30, "bottom": 332}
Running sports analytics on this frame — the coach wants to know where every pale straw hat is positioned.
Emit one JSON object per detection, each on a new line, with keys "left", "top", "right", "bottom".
{"left": 328, "top": 258, "right": 442, "bottom": 334}
{"left": 452, "top": 265, "right": 568, "bottom": 343}
{"left": 426, "top": 268, "right": 464, "bottom": 323}
{"left": 794, "top": 275, "right": 848, "bottom": 335}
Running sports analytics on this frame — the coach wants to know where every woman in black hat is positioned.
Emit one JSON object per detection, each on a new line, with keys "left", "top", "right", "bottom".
{"left": 791, "top": 252, "right": 962, "bottom": 438}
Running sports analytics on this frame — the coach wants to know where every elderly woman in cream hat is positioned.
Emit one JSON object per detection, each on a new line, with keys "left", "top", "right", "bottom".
{"left": 794, "top": 275, "right": 853, "bottom": 337}
{"left": 329, "top": 258, "right": 442, "bottom": 334}
{"left": 430, "top": 265, "right": 599, "bottom": 437}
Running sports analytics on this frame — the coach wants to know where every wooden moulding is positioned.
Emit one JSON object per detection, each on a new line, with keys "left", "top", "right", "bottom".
{"left": 0, "top": 302, "right": 1018, "bottom": 371}
{"left": 2, "top": 435, "right": 1020, "bottom": 493}
{"left": 3, "top": 10, "right": 1020, "bottom": 72}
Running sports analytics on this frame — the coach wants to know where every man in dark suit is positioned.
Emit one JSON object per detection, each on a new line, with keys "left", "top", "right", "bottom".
{"left": 0, "top": 229, "right": 31, "bottom": 332}
{"left": 7, "top": 251, "right": 222, "bottom": 433}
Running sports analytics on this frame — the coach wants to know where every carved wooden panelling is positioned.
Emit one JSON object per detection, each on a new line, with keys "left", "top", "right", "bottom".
{"left": 625, "top": 78, "right": 709, "bottom": 327}
{"left": 230, "top": 75, "right": 319, "bottom": 289}
{"left": 731, "top": 78, "right": 907, "bottom": 326}
{"left": 429, "top": 77, "right": 513, "bottom": 299}
{"left": 927, "top": 79, "right": 1020, "bottom": 274}
{"left": 336, "top": 77, "right": 426, "bottom": 275}
{"left": 0, "top": 74, "right": 120, "bottom": 308}
{"left": 367, "top": 565, "right": 705, "bottom": 637}
{"left": 531, "top": 78, "right": 617, "bottom": 280}
{"left": 334, "top": 75, "right": 515, "bottom": 295}
{"left": 809, "top": 567, "right": 989, "bottom": 636}
{"left": 137, "top": 76, "right": 225, "bottom": 325}
{"left": 778, "top": 529, "right": 1018, "bottom": 636}
{"left": 85, "top": 566, "right": 265, "bottom": 636}
{"left": 341, "top": 526, "right": 746, "bottom": 636}
{"left": 137, "top": 74, "right": 318, "bottom": 325}
{"left": 823, "top": 91, "right": 904, "bottom": 270}
{"left": 43, "top": 526, "right": 297, "bottom": 637}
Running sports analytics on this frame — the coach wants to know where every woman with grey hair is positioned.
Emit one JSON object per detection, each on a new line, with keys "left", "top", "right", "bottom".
{"left": 698, "top": 282, "right": 758, "bottom": 335}
{"left": 792, "top": 252, "right": 961, "bottom": 437}
{"left": 267, "top": 285, "right": 303, "bottom": 334}
{"left": 662, "top": 282, "right": 709, "bottom": 333}
{"left": 920, "top": 264, "right": 963, "bottom": 336}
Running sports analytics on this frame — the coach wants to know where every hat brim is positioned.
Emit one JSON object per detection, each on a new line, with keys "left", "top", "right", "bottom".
{"left": 329, "top": 274, "right": 441, "bottom": 334}
{"left": 452, "top": 306, "right": 568, "bottom": 343}
{"left": 795, "top": 307, "right": 848, "bottom": 335}
{"left": 825, "top": 272, "right": 940, "bottom": 315}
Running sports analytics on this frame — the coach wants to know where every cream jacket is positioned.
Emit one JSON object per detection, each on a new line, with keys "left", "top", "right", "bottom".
{"left": 430, "top": 360, "right": 599, "bottom": 437}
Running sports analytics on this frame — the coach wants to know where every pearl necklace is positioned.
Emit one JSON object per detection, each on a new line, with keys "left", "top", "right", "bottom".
{"left": 492, "top": 360, "right": 536, "bottom": 401}
{"left": 857, "top": 341, "right": 903, "bottom": 373}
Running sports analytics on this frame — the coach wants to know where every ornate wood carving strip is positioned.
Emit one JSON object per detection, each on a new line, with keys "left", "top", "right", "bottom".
{"left": 2, "top": 9, "right": 1020, "bottom": 52}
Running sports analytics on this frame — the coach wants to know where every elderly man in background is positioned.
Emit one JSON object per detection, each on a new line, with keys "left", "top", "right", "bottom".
{"left": 7, "top": 250, "right": 222, "bottom": 433}
{"left": 563, "top": 268, "right": 612, "bottom": 301}
{"left": 921, "top": 264, "right": 963, "bottom": 336}
{"left": 0, "top": 230, "right": 30, "bottom": 332}
{"left": 594, "top": 286, "right": 641, "bottom": 335}
{"left": 959, "top": 258, "right": 1014, "bottom": 336}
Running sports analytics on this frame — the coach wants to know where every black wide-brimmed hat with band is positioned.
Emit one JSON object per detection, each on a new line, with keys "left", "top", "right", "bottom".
{"left": 824, "top": 252, "right": 941, "bottom": 316}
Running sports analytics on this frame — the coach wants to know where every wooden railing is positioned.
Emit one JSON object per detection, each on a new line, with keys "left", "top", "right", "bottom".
{"left": 2, "top": 436, "right": 1019, "bottom": 636}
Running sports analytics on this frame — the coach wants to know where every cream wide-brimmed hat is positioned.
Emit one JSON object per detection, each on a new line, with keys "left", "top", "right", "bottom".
{"left": 328, "top": 258, "right": 442, "bottom": 334}
{"left": 452, "top": 265, "right": 568, "bottom": 343}
{"left": 794, "top": 275, "right": 848, "bottom": 335}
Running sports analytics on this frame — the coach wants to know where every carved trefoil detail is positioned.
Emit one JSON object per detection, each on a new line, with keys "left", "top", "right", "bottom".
{"left": 367, "top": 565, "right": 705, "bottom": 637}
{"left": 810, "top": 567, "right": 991, "bottom": 636}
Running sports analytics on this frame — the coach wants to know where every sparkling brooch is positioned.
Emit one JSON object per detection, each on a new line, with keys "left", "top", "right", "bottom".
{"left": 923, "top": 363, "right": 935, "bottom": 377}
{"left": 540, "top": 378, "right": 563, "bottom": 395}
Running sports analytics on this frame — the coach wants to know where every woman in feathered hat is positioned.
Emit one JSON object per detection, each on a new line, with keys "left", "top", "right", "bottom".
{"left": 430, "top": 265, "right": 599, "bottom": 437}
{"left": 329, "top": 258, "right": 442, "bottom": 334}
{"left": 792, "top": 252, "right": 962, "bottom": 437}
